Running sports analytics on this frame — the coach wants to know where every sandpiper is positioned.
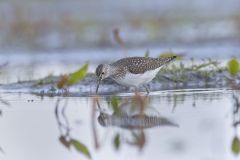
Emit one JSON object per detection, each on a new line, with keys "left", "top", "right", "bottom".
{"left": 95, "top": 56, "right": 177, "bottom": 94}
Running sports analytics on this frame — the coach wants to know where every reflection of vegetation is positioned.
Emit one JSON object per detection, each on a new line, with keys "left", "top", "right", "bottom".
{"left": 0, "top": 95, "right": 10, "bottom": 155}
{"left": 55, "top": 98, "right": 91, "bottom": 159}
{"left": 233, "top": 94, "right": 240, "bottom": 128}
{"left": 47, "top": 84, "right": 236, "bottom": 156}
{"left": 232, "top": 94, "right": 240, "bottom": 155}
{"left": 159, "top": 90, "right": 223, "bottom": 111}
{"left": 113, "top": 133, "right": 121, "bottom": 150}
{"left": 232, "top": 136, "right": 240, "bottom": 155}
{"left": 0, "top": 93, "right": 10, "bottom": 155}
{"left": 0, "top": 94, "right": 11, "bottom": 117}
{"left": 228, "top": 58, "right": 240, "bottom": 155}
{"left": 127, "top": 130, "right": 146, "bottom": 151}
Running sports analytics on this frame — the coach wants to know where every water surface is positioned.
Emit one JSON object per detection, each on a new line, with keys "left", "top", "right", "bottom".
{"left": 0, "top": 89, "right": 239, "bottom": 160}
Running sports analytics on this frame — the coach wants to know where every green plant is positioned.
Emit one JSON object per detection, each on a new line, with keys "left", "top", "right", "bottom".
{"left": 228, "top": 58, "right": 239, "bottom": 76}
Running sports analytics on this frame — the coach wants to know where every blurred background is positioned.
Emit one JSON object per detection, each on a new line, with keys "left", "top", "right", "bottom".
{"left": 0, "top": 0, "right": 239, "bottom": 51}
{"left": 0, "top": 0, "right": 240, "bottom": 83}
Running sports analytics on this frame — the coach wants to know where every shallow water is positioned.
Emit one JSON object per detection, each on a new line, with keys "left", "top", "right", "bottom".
{"left": 0, "top": 45, "right": 240, "bottom": 159}
{"left": 0, "top": 89, "right": 239, "bottom": 160}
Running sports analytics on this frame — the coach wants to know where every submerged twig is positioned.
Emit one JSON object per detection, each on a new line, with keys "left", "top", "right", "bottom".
{"left": 55, "top": 98, "right": 70, "bottom": 136}
{"left": 92, "top": 97, "right": 100, "bottom": 149}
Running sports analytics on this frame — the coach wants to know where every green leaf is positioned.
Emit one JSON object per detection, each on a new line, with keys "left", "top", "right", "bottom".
{"left": 70, "top": 139, "right": 91, "bottom": 159}
{"left": 232, "top": 136, "right": 240, "bottom": 155}
{"left": 111, "top": 96, "right": 120, "bottom": 113}
{"left": 228, "top": 58, "right": 239, "bottom": 76}
{"left": 113, "top": 133, "right": 121, "bottom": 150}
{"left": 67, "top": 64, "right": 88, "bottom": 86}
{"left": 160, "top": 52, "right": 182, "bottom": 60}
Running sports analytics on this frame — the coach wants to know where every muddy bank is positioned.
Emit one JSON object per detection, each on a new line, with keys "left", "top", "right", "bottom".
{"left": 0, "top": 70, "right": 237, "bottom": 97}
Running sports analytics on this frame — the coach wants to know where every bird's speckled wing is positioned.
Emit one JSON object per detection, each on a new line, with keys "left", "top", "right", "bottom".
{"left": 111, "top": 56, "right": 176, "bottom": 74}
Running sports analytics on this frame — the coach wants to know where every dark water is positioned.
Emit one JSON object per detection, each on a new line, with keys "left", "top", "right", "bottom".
{"left": 0, "top": 89, "right": 239, "bottom": 160}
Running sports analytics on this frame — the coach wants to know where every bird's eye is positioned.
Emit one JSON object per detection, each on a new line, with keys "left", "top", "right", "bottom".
{"left": 102, "top": 72, "right": 104, "bottom": 74}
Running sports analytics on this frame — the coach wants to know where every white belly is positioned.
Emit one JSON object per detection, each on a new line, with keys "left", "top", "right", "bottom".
{"left": 112, "top": 67, "right": 161, "bottom": 87}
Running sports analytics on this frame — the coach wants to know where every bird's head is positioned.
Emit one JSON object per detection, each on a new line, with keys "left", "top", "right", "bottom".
{"left": 95, "top": 64, "right": 111, "bottom": 94}
{"left": 95, "top": 64, "right": 111, "bottom": 80}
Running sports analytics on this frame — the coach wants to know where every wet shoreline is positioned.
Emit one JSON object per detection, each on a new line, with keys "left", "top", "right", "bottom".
{"left": 0, "top": 70, "right": 237, "bottom": 97}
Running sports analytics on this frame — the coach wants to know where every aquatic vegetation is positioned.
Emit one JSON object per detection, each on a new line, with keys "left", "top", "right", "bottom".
{"left": 1, "top": 57, "right": 240, "bottom": 97}
{"left": 56, "top": 75, "right": 69, "bottom": 89}
{"left": 67, "top": 64, "right": 89, "bottom": 86}
{"left": 159, "top": 58, "right": 221, "bottom": 74}
{"left": 157, "top": 58, "right": 225, "bottom": 87}
{"left": 57, "top": 63, "right": 88, "bottom": 89}
{"left": 159, "top": 51, "right": 183, "bottom": 61}
{"left": 36, "top": 74, "right": 55, "bottom": 85}
{"left": 228, "top": 58, "right": 240, "bottom": 76}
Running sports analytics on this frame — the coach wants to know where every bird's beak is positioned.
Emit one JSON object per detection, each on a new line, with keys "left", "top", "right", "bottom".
{"left": 96, "top": 76, "right": 102, "bottom": 94}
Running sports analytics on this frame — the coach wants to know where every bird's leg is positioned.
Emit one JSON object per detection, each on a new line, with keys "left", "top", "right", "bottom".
{"left": 143, "top": 85, "right": 150, "bottom": 95}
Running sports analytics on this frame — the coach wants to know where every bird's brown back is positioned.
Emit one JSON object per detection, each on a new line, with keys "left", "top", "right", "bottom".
{"left": 111, "top": 56, "right": 176, "bottom": 74}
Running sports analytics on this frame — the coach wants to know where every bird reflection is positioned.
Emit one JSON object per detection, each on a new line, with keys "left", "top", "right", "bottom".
{"left": 97, "top": 96, "right": 178, "bottom": 129}
{"left": 98, "top": 112, "right": 178, "bottom": 129}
